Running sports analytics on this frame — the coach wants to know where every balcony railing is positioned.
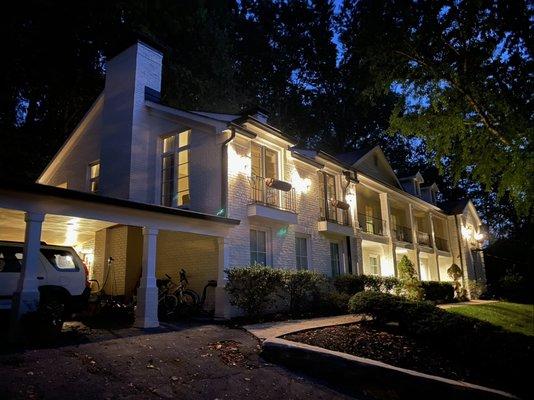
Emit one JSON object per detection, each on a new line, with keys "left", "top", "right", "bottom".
{"left": 435, "top": 236, "right": 449, "bottom": 252}
{"left": 249, "top": 175, "right": 297, "bottom": 213}
{"left": 417, "top": 231, "right": 432, "bottom": 247}
{"left": 358, "top": 213, "right": 386, "bottom": 236}
{"left": 320, "top": 203, "right": 351, "bottom": 226}
{"left": 393, "top": 225, "right": 413, "bottom": 243}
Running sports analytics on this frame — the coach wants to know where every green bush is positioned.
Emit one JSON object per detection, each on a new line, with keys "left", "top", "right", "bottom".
{"left": 447, "top": 263, "right": 467, "bottom": 300}
{"left": 316, "top": 289, "right": 352, "bottom": 315}
{"left": 420, "top": 281, "right": 455, "bottom": 303}
{"left": 348, "top": 291, "right": 405, "bottom": 323}
{"left": 467, "top": 279, "right": 486, "bottom": 300}
{"left": 225, "top": 264, "right": 284, "bottom": 316}
{"left": 333, "top": 274, "right": 366, "bottom": 295}
{"left": 282, "top": 269, "right": 326, "bottom": 314}
{"left": 397, "top": 255, "right": 423, "bottom": 301}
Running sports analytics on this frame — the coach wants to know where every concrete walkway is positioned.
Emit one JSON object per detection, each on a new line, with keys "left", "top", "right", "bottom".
{"left": 438, "top": 299, "right": 498, "bottom": 309}
{"left": 244, "top": 314, "right": 362, "bottom": 340}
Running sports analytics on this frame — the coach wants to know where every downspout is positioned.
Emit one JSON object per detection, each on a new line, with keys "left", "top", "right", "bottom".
{"left": 221, "top": 127, "right": 236, "bottom": 217}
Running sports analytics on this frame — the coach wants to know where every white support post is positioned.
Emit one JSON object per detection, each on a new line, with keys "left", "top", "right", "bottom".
{"left": 215, "top": 237, "right": 233, "bottom": 319}
{"left": 11, "top": 212, "right": 45, "bottom": 319}
{"left": 134, "top": 227, "right": 159, "bottom": 328}
{"left": 408, "top": 204, "right": 421, "bottom": 277}
{"left": 379, "top": 193, "right": 397, "bottom": 276}
{"left": 428, "top": 214, "right": 441, "bottom": 281}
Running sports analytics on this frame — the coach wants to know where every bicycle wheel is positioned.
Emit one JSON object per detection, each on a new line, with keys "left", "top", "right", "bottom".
{"left": 176, "top": 289, "right": 200, "bottom": 316}
{"left": 159, "top": 294, "right": 178, "bottom": 319}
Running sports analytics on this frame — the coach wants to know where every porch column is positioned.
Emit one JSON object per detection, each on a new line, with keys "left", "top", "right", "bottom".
{"left": 408, "top": 204, "right": 421, "bottom": 277}
{"left": 379, "top": 193, "right": 397, "bottom": 276}
{"left": 11, "top": 212, "right": 45, "bottom": 319}
{"left": 428, "top": 214, "right": 441, "bottom": 281}
{"left": 134, "top": 227, "right": 159, "bottom": 328}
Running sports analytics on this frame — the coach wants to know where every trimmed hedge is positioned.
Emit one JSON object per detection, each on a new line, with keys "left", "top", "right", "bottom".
{"left": 420, "top": 281, "right": 454, "bottom": 303}
{"left": 333, "top": 274, "right": 401, "bottom": 295}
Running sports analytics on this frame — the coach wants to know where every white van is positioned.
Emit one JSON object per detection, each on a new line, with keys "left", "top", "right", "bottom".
{"left": 0, "top": 241, "right": 90, "bottom": 328}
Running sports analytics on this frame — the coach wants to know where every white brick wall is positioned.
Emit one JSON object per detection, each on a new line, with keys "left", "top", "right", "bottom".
{"left": 225, "top": 141, "right": 358, "bottom": 276}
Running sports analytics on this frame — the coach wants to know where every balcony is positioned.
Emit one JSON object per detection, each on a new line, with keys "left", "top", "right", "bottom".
{"left": 393, "top": 225, "right": 413, "bottom": 243}
{"left": 417, "top": 231, "right": 433, "bottom": 248}
{"left": 248, "top": 175, "right": 297, "bottom": 224}
{"left": 435, "top": 236, "right": 450, "bottom": 252}
{"left": 318, "top": 203, "right": 353, "bottom": 236}
{"left": 358, "top": 213, "right": 386, "bottom": 236}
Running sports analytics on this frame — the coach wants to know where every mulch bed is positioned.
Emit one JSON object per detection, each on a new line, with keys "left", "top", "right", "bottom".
{"left": 283, "top": 322, "right": 503, "bottom": 391}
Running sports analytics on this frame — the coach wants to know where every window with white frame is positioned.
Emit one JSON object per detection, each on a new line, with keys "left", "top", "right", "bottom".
{"left": 318, "top": 171, "right": 337, "bottom": 221}
{"left": 88, "top": 161, "right": 100, "bottom": 193}
{"left": 161, "top": 130, "right": 190, "bottom": 207}
{"left": 251, "top": 142, "right": 278, "bottom": 179}
{"left": 295, "top": 235, "right": 309, "bottom": 270}
{"left": 330, "top": 242, "right": 341, "bottom": 277}
{"left": 250, "top": 229, "right": 267, "bottom": 265}
{"left": 368, "top": 254, "right": 380, "bottom": 275}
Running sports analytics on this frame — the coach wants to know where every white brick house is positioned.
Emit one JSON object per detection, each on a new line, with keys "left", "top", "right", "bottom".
{"left": 34, "top": 41, "right": 486, "bottom": 320}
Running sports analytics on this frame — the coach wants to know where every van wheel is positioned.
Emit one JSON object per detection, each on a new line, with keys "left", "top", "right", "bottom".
{"left": 39, "top": 298, "right": 65, "bottom": 334}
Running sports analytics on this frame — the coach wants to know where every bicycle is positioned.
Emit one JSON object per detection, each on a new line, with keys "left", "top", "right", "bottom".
{"left": 157, "top": 269, "right": 201, "bottom": 318}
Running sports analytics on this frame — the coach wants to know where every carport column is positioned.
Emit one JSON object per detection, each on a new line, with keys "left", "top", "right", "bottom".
{"left": 215, "top": 237, "right": 233, "bottom": 319}
{"left": 134, "top": 227, "right": 159, "bottom": 328}
{"left": 11, "top": 212, "right": 45, "bottom": 318}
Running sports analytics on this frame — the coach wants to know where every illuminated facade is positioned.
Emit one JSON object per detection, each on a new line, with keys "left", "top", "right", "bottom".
{"left": 37, "top": 41, "right": 486, "bottom": 317}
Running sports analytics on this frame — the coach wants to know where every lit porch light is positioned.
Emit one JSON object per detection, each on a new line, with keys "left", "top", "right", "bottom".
{"left": 290, "top": 169, "right": 311, "bottom": 194}
{"left": 65, "top": 218, "right": 80, "bottom": 246}
{"left": 461, "top": 225, "right": 471, "bottom": 239}
{"left": 345, "top": 191, "right": 356, "bottom": 206}
{"left": 228, "top": 145, "right": 250, "bottom": 175}
{"left": 474, "top": 232, "right": 484, "bottom": 241}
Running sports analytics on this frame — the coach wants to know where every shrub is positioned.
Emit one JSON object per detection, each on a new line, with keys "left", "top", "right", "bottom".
{"left": 362, "top": 275, "right": 401, "bottom": 293}
{"left": 348, "top": 291, "right": 404, "bottom": 323}
{"left": 447, "top": 263, "right": 467, "bottom": 300}
{"left": 225, "top": 264, "right": 284, "bottom": 316}
{"left": 420, "top": 281, "right": 455, "bottom": 303}
{"left": 467, "top": 279, "right": 486, "bottom": 300}
{"left": 316, "top": 290, "right": 352, "bottom": 315}
{"left": 333, "top": 274, "right": 366, "bottom": 295}
{"left": 282, "top": 269, "right": 326, "bottom": 314}
{"left": 397, "top": 255, "right": 423, "bottom": 301}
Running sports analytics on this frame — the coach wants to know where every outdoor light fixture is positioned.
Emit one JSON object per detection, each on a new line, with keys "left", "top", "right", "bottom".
{"left": 228, "top": 145, "right": 250, "bottom": 174}
{"left": 474, "top": 232, "right": 484, "bottom": 241}
{"left": 461, "top": 225, "right": 471, "bottom": 239}
{"left": 291, "top": 169, "right": 311, "bottom": 194}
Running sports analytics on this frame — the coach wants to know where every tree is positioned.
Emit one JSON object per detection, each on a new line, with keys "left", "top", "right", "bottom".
{"left": 338, "top": 0, "right": 533, "bottom": 216}
{"left": 397, "top": 255, "right": 423, "bottom": 301}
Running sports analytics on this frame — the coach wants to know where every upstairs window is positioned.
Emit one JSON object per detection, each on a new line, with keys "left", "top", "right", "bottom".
{"left": 251, "top": 143, "right": 278, "bottom": 179}
{"left": 88, "top": 161, "right": 100, "bottom": 193}
{"left": 161, "top": 130, "right": 190, "bottom": 207}
{"left": 318, "top": 171, "right": 337, "bottom": 220}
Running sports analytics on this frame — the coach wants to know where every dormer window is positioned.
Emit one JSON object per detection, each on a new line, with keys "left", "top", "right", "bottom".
{"left": 161, "top": 130, "right": 190, "bottom": 208}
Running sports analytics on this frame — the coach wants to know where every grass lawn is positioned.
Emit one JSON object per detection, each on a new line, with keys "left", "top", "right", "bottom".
{"left": 447, "top": 302, "right": 534, "bottom": 336}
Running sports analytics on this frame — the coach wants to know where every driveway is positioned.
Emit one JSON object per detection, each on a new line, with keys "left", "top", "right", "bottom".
{"left": 0, "top": 320, "right": 355, "bottom": 400}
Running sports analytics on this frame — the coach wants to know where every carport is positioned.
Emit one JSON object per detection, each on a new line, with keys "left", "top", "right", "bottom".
{"left": 0, "top": 181, "right": 239, "bottom": 329}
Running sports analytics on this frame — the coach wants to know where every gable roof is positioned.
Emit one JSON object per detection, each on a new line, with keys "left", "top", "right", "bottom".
{"left": 350, "top": 146, "right": 402, "bottom": 188}
{"left": 439, "top": 199, "right": 470, "bottom": 215}
{"left": 335, "top": 148, "right": 373, "bottom": 166}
